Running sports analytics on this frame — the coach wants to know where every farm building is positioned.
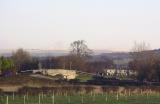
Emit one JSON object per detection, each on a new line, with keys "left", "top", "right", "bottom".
{"left": 103, "top": 69, "right": 137, "bottom": 77}
{"left": 32, "top": 69, "right": 77, "bottom": 80}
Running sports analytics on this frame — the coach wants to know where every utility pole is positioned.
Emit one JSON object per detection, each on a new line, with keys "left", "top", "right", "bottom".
{"left": 38, "top": 62, "right": 42, "bottom": 70}
{"left": 70, "top": 62, "right": 72, "bottom": 70}
{"left": 63, "top": 56, "right": 66, "bottom": 69}
{"left": 115, "top": 57, "right": 120, "bottom": 78}
{"left": 63, "top": 62, "right": 66, "bottom": 69}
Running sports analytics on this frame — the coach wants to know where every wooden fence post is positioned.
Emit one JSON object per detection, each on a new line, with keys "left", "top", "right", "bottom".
{"left": 81, "top": 95, "right": 84, "bottom": 104}
{"left": 105, "top": 94, "right": 108, "bottom": 102}
{"left": 24, "top": 95, "right": 26, "bottom": 104}
{"left": 68, "top": 96, "right": 71, "bottom": 104}
{"left": 129, "top": 89, "right": 131, "bottom": 96}
{"left": 26, "top": 92, "right": 29, "bottom": 100}
{"left": 90, "top": 91, "right": 92, "bottom": 96}
{"left": 93, "top": 93, "right": 95, "bottom": 102}
{"left": 42, "top": 92, "right": 44, "bottom": 100}
{"left": 147, "top": 92, "right": 149, "bottom": 99}
{"left": 116, "top": 93, "right": 119, "bottom": 100}
{"left": 52, "top": 93, "right": 54, "bottom": 104}
{"left": 12, "top": 92, "right": 14, "bottom": 100}
{"left": 6, "top": 96, "right": 8, "bottom": 104}
{"left": 39, "top": 94, "right": 41, "bottom": 104}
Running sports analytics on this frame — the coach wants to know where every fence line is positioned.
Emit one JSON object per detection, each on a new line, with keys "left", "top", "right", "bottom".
{"left": 0, "top": 92, "right": 160, "bottom": 104}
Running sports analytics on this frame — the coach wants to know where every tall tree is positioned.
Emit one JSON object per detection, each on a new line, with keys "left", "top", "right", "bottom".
{"left": 70, "top": 40, "right": 92, "bottom": 57}
{"left": 129, "top": 42, "right": 160, "bottom": 82}
{"left": 69, "top": 40, "right": 92, "bottom": 71}
{"left": 12, "top": 48, "right": 32, "bottom": 71}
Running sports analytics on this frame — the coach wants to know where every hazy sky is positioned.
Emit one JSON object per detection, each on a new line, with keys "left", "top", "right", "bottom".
{"left": 0, "top": 0, "right": 160, "bottom": 51}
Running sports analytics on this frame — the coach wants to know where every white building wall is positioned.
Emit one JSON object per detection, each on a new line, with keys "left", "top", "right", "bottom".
{"left": 44, "top": 69, "right": 77, "bottom": 79}
{"left": 32, "top": 69, "right": 77, "bottom": 80}
{"left": 104, "top": 69, "right": 137, "bottom": 77}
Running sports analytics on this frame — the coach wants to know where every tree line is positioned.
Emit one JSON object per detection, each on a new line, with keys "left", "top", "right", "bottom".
{"left": 0, "top": 40, "right": 113, "bottom": 76}
{"left": 0, "top": 40, "right": 160, "bottom": 82}
{"left": 129, "top": 42, "right": 160, "bottom": 82}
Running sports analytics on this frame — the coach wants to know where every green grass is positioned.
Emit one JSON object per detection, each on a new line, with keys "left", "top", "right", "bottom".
{"left": 0, "top": 94, "right": 160, "bottom": 104}
{"left": 75, "top": 74, "right": 93, "bottom": 82}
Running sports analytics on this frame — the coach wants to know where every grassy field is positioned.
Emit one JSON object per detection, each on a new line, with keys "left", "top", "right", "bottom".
{"left": 0, "top": 93, "right": 160, "bottom": 104}
{"left": 75, "top": 74, "right": 93, "bottom": 82}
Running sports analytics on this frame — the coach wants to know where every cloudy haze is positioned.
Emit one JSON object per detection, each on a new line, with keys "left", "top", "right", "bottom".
{"left": 0, "top": 0, "right": 160, "bottom": 51}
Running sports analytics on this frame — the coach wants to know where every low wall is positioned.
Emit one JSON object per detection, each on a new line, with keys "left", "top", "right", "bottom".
{"left": 32, "top": 69, "right": 77, "bottom": 79}
{"left": 43, "top": 69, "right": 77, "bottom": 79}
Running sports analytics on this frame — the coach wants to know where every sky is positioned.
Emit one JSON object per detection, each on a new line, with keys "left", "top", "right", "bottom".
{"left": 0, "top": 0, "right": 160, "bottom": 51}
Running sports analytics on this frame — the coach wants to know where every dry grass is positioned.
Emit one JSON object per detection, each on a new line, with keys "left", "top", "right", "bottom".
{"left": 0, "top": 75, "right": 68, "bottom": 92}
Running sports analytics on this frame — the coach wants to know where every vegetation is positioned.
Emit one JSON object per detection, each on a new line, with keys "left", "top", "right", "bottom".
{"left": 129, "top": 42, "right": 160, "bottom": 82}
{"left": 1, "top": 41, "right": 160, "bottom": 84}
{"left": 75, "top": 74, "right": 93, "bottom": 82}
{"left": 0, "top": 93, "right": 160, "bottom": 104}
{"left": 0, "top": 57, "right": 14, "bottom": 75}
{"left": 69, "top": 40, "right": 93, "bottom": 71}
{"left": 0, "top": 75, "right": 61, "bottom": 87}
{"left": 12, "top": 48, "right": 32, "bottom": 72}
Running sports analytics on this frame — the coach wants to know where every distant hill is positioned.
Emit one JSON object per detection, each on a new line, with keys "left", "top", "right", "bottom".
{"left": 0, "top": 49, "right": 112, "bottom": 57}
{"left": 0, "top": 49, "right": 69, "bottom": 57}
{"left": 27, "top": 49, "right": 69, "bottom": 57}
{"left": 0, "top": 49, "right": 13, "bottom": 57}
{"left": 91, "top": 52, "right": 132, "bottom": 66}
{"left": 0, "top": 49, "right": 159, "bottom": 62}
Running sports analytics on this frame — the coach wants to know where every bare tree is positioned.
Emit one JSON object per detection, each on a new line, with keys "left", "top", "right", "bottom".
{"left": 131, "top": 41, "right": 150, "bottom": 60}
{"left": 70, "top": 40, "right": 92, "bottom": 57}
{"left": 132, "top": 42, "right": 150, "bottom": 52}
{"left": 69, "top": 40, "right": 92, "bottom": 71}
{"left": 129, "top": 42, "right": 160, "bottom": 82}
{"left": 12, "top": 48, "right": 32, "bottom": 71}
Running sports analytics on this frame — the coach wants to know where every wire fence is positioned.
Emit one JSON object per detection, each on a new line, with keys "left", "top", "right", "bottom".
{"left": 0, "top": 92, "right": 160, "bottom": 104}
